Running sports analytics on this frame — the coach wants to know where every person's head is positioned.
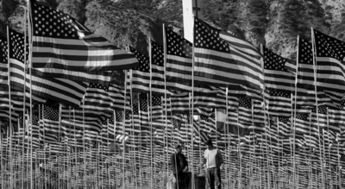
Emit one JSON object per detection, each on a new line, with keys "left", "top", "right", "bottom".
{"left": 175, "top": 144, "right": 182, "bottom": 154}
{"left": 205, "top": 139, "right": 213, "bottom": 149}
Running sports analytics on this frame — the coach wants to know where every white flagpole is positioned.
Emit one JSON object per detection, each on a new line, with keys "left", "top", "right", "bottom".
{"left": 5, "top": 24, "right": 13, "bottom": 189}
{"left": 25, "top": 0, "right": 34, "bottom": 187}
{"left": 123, "top": 70, "right": 128, "bottom": 189}
{"left": 310, "top": 27, "right": 326, "bottom": 188}
{"left": 191, "top": 18, "right": 196, "bottom": 189}
{"left": 148, "top": 38, "right": 155, "bottom": 189}
{"left": 162, "top": 24, "right": 170, "bottom": 187}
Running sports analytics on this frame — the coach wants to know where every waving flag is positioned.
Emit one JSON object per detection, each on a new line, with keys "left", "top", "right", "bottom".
{"left": 298, "top": 36, "right": 340, "bottom": 108}
{"left": 194, "top": 18, "right": 263, "bottom": 91}
{"left": 9, "top": 29, "right": 86, "bottom": 106}
{"left": 312, "top": 29, "right": 345, "bottom": 106}
{"left": 262, "top": 47, "right": 293, "bottom": 117}
{"left": 0, "top": 37, "right": 7, "bottom": 89}
{"left": 165, "top": 27, "right": 193, "bottom": 92}
{"left": 30, "top": 1, "right": 138, "bottom": 83}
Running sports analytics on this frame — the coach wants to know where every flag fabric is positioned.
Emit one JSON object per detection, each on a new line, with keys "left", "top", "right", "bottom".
{"left": 129, "top": 45, "right": 168, "bottom": 95}
{"left": 169, "top": 87, "right": 225, "bottom": 117}
{"left": 82, "top": 83, "right": 114, "bottom": 119}
{"left": 165, "top": 27, "right": 193, "bottom": 92}
{"left": 262, "top": 47, "right": 293, "bottom": 117}
{"left": 108, "top": 84, "right": 131, "bottom": 110}
{"left": 0, "top": 36, "right": 7, "bottom": 89}
{"left": 313, "top": 29, "right": 345, "bottom": 104}
{"left": 9, "top": 29, "right": 87, "bottom": 106}
{"left": 30, "top": 1, "right": 138, "bottom": 83}
{"left": 298, "top": 37, "right": 340, "bottom": 108}
{"left": 263, "top": 47, "right": 294, "bottom": 91}
{"left": 150, "top": 41, "right": 166, "bottom": 94}
{"left": 193, "top": 18, "right": 264, "bottom": 91}
{"left": 128, "top": 47, "right": 151, "bottom": 93}
{"left": 39, "top": 104, "right": 60, "bottom": 143}
{"left": 264, "top": 89, "right": 291, "bottom": 117}
{"left": 1, "top": 34, "right": 46, "bottom": 122}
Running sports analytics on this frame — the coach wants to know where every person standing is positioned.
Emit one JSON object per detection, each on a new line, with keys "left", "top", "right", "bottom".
{"left": 170, "top": 144, "right": 188, "bottom": 189}
{"left": 203, "top": 139, "right": 223, "bottom": 189}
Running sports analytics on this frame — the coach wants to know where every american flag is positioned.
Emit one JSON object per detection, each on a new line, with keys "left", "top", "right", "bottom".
{"left": 39, "top": 104, "right": 60, "bottom": 143}
{"left": 30, "top": 1, "right": 138, "bottom": 83}
{"left": 169, "top": 87, "right": 224, "bottom": 117}
{"left": 297, "top": 36, "right": 340, "bottom": 108}
{"left": 262, "top": 47, "right": 293, "bottom": 117}
{"left": 129, "top": 47, "right": 151, "bottom": 92}
{"left": 193, "top": 18, "right": 263, "bottom": 91}
{"left": 0, "top": 34, "right": 45, "bottom": 121}
{"left": 192, "top": 117, "right": 211, "bottom": 144}
{"left": 0, "top": 36, "right": 7, "bottom": 88}
{"left": 82, "top": 83, "right": 113, "bottom": 118}
{"left": 60, "top": 105, "right": 104, "bottom": 134}
{"left": 238, "top": 95, "right": 252, "bottom": 128}
{"left": 313, "top": 29, "right": 345, "bottom": 105}
{"left": 108, "top": 84, "right": 131, "bottom": 110}
{"left": 264, "top": 89, "right": 291, "bottom": 117}
{"left": 263, "top": 47, "right": 294, "bottom": 91}
{"left": 165, "top": 27, "right": 192, "bottom": 92}
{"left": 9, "top": 29, "right": 87, "bottom": 106}
{"left": 129, "top": 45, "right": 168, "bottom": 95}
{"left": 150, "top": 41, "right": 166, "bottom": 94}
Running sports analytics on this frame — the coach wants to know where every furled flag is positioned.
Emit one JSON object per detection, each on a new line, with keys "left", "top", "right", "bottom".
{"left": 313, "top": 29, "right": 345, "bottom": 104}
{"left": 193, "top": 18, "right": 264, "bottom": 91}
{"left": 30, "top": 1, "right": 138, "bottom": 83}
{"left": 9, "top": 29, "right": 87, "bottom": 106}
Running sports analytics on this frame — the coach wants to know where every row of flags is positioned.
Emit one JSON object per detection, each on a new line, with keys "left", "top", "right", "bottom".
{"left": 0, "top": 0, "right": 345, "bottom": 154}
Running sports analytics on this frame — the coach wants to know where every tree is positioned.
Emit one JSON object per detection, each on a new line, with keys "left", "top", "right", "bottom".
{"left": 244, "top": 0, "right": 270, "bottom": 46}
{"left": 279, "top": 0, "right": 309, "bottom": 40}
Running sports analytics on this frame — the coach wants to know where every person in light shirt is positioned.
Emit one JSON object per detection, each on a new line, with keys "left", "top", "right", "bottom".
{"left": 203, "top": 139, "right": 223, "bottom": 189}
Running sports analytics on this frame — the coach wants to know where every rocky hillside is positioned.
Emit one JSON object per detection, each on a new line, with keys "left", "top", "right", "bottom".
{"left": 1, "top": 0, "right": 345, "bottom": 59}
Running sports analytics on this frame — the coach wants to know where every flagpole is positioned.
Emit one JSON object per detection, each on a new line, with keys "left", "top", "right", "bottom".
{"left": 225, "top": 87, "right": 230, "bottom": 188}
{"left": 123, "top": 70, "right": 128, "bottom": 189}
{"left": 336, "top": 134, "right": 341, "bottom": 188}
{"left": 162, "top": 24, "right": 170, "bottom": 184}
{"left": 310, "top": 27, "right": 326, "bottom": 188}
{"left": 129, "top": 78, "right": 137, "bottom": 189}
{"left": 291, "top": 35, "right": 301, "bottom": 189}
{"left": 147, "top": 38, "right": 155, "bottom": 189}
{"left": 57, "top": 104, "right": 61, "bottom": 188}
{"left": 5, "top": 23, "right": 13, "bottom": 189}
{"left": 260, "top": 44, "right": 271, "bottom": 189}
{"left": 112, "top": 109, "right": 117, "bottom": 188}
{"left": 191, "top": 17, "right": 196, "bottom": 189}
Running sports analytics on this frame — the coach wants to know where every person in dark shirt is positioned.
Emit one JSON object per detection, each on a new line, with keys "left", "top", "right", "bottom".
{"left": 170, "top": 144, "right": 188, "bottom": 189}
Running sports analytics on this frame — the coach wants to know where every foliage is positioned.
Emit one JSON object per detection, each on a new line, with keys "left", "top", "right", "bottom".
{"left": 244, "top": 0, "right": 270, "bottom": 46}
{"left": 1, "top": 0, "right": 345, "bottom": 59}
